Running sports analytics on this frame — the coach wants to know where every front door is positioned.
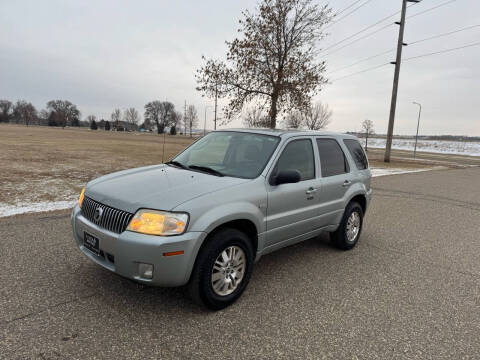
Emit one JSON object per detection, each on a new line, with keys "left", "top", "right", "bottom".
{"left": 265, "top": 138, "right": 322, "bottom": 247}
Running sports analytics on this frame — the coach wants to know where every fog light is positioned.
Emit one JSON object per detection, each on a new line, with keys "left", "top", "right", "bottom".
{"left": 138, "top": 263, "right": 153, "bottom": 279}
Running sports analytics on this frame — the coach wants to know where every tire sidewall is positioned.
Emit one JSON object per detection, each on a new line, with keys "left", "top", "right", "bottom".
{"left": 338, "top": 202, "right": 364, "bottom": 250}
{"left": 197, "top": 229, "right": 254, "bottom": 309}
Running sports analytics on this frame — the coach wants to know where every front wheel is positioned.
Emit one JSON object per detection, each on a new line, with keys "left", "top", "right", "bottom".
{"left": 330, "top": 201, "right": 364, "bottom": 250}
{"left": 188, "top": 228, "right": 254, "bottom": 310}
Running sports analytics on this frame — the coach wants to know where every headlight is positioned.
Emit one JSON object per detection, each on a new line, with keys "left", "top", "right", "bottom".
{"left": 127, "top": 209, "right": 188, "bottom": 236}
{"left": 78, "top": 187, "right": 85, "bottom": 207}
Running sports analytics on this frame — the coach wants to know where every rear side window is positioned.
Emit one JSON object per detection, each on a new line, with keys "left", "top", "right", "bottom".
{"left": 343, "top": 139, "right": 368, "bottom": 170}
{"left": 316, "top": 138, "right": 349, "bottom": 177}
{"left": 275, "top": 139, "right": 315, "bottom": 181}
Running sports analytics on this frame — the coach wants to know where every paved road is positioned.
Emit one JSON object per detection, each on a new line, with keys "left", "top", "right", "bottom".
{"left": 1, "top": 167, "right": 480, "bottom": 359}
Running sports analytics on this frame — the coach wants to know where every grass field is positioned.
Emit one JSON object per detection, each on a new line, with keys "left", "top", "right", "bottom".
{"left": 0, "top": 124, "right": 436, "bottom": 214}
{"left": 0, "top": 124, "right": 195, "bottom": 207}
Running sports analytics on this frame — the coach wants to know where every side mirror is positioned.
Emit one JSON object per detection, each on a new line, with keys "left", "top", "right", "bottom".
{"left": 271, "top": 170, "right": 301, "bottom": 186}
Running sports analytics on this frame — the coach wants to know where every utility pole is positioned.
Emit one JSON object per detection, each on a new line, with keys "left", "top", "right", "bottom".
{"left": 204, "top": 106, "right": 212, "bottom": 136}
{"left": 183, "top": 100, "right": 187, "bottom": 135}
{"left": 412, "top": 101, "right": 422, "bottom": 159}
{"left": 214, "top": 83, "right": 218, "bottom": 130}
{"left": 384, "top": 0, "right": 419, "bottom": 162}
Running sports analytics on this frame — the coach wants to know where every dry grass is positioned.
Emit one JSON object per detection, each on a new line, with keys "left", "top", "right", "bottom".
{"left": 1, "top": 124, "right": 435, "bottom": 207}
{"left": 0, "top": 124, "right": 195, "bottom": 205}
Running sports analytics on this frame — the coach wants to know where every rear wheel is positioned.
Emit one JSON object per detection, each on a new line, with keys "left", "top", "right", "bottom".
{"left": 188, "top": 228, "right": 254, "bottom": 310}
{"left": 330, "top": 201, "right": 363, "bottom": 250}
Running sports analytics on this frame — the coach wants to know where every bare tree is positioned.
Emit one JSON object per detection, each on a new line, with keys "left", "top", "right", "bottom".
{"left": 13, "top": 100, "right": 37, "bottom": 126}
{"left": 159, "top": 102, "right": 175, "bottom": 134}
{"left": 144, "top": 101, "right": 175, "bottom": 134}
{"left": 111, "top": 109, "right": 122, "bottom": 130}
{"left": 196, "top": 0, "right": 332, "bottom": 129}
{"left": 304, "top": 102, "right": 332, "bottom": 130}
{"left": 0, "top": 100, "right": 13, "bottom": 123}
{"left": 284, "top": 109, "right": 304, "bottom": 129}
{"left": 361, "top": 119, "right": 374, "bottom": 151}
{"left": 38, "top": 109, "right": 50, "bottom": 126}
{"left": 86, "top": 115, "right": 96, "bottom": 123}
{"left": 243, "top": 107, "right": 270, "bottom": 128}
{"left": 170, "top": 110, "right": 183, "bottom": 135}
{"left": 144, "top": 101, "right": 161, "bottom": 133}
{"left": 46, "top": 100, "right": 80, "bottom": 127}
{"left": 186, "top": 105, "right": 198, "bottom": 137}
{"left": 124, "top": 107, "right": 140, "bottom": 130}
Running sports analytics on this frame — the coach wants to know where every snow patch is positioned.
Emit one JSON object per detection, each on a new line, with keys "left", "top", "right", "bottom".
{"left": 370, "top": 167, "right": 432, "bottom": 177}
{"left": 0, "top": 166, "right": 435, "bottom": 218}
{"left": 366, "top": 138, "right": 480, "bottom": 157}
{"left": 0, "top": 200, "right": 76, "bottom": 218}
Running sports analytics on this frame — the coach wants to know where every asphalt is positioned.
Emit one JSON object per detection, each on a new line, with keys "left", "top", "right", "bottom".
{"left": 1, "top": 167, "right": 480, "bottom": 359}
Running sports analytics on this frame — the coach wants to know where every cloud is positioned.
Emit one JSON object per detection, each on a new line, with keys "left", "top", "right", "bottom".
{"left": 0, "top": 0, "right": 478, "bottom": 134}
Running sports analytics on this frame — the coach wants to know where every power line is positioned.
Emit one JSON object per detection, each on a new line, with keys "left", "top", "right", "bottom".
{"left": 335, "top": 0, "right": 365, "bottom": 17}
{"left": 321, "top": 1, "right": 422, "bottom": 54}
{"left": 331, "top": 41, "right": 480, "bottom": 82}
{"left": 407, "top": 0, "right": 457, "bottom": 19}
{"left": 403, "top": 41, "right": 480, "bottom": 61}
{"left": 322, "top": 12, "right": 399, "bottom": 53}
{"left": 323, "top": 23, "right": 394, "bottom": 57}
{"left": 409, "top": 24, "right": 480, "bottom": 45}
{"left": 331, "top": 62, "right": 390, "bottom": 82}
{"left": 328, "top": 24, "right": 480, "bottom": 74}
{"left": 321, "top": 0, "right": 458, "bottom": 57}
{"left": 325, "top": 0, "right": 376, "bottom": 30}
{"left": 328, "top": 48, "right": 395, "bottom": 74}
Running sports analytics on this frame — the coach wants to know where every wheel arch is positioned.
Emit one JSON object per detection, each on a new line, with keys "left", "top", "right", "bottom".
{"left": 349, "top": 193, "right": 367, "bottom": 214}
{"left": 186, "top": 218, "right": 259, "bottom": 284}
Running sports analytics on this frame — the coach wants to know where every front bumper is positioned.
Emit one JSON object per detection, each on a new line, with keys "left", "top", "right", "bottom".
{"left": 71, "top": 205, "right": 207, "bottom": 286}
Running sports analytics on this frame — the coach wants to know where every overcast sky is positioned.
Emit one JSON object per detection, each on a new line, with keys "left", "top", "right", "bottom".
{"left": 1, "top": 0, "right": 479, "bottom": 135}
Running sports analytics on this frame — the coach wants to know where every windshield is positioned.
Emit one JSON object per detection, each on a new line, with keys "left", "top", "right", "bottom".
{"left": 172, "top": 131, "right": 280, "bottom": 178}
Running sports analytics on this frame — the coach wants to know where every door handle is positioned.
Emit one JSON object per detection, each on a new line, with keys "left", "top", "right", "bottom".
{"left": 306, "top": 187, "right": 317, "bottom": 195}
{"left": 342, "top": 180, "right": 352, "bottom": 187}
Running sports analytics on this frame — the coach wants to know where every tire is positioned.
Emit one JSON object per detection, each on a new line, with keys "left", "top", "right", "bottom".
{"left": 330, "top": 201, "right": 364, "bottom": 250}
{"left": 188, "top": 228, "right": 254, "bottom": 310}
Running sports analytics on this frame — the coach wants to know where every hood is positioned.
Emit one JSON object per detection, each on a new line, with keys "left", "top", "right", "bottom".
{"left": 85, "top": 164, "right": 248, "bottom": 213}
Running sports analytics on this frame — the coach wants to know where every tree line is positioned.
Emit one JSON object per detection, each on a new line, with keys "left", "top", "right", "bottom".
{"left": 1, "top": 96, "right": 333, "bottom": 133}
{"left": 0, "top": 99, "right": 200, "bottom": 136}
{"left": 0, "top": 99, "right": 81, "bottom": 128}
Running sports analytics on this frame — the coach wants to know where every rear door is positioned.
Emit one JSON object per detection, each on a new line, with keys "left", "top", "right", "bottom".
{"left": 265, "top": 137, "right": 322, "bottom": 247}
{"left": 315, "top": 137, "right": 353, "bottom": 226}
{"left": 343, "top": 138, "right": 372, "bottom": 190}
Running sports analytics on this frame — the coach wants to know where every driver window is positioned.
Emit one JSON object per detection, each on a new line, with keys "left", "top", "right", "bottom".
{"left": 274, "top": 139, "right": 315, "bottom": 181}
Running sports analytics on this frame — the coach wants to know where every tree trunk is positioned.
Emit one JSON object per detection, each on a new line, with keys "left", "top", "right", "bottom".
{"left": 365, "top": 134, "right": 368, "bottom": 151}
{"left": 269, "top": 92, "right": 279, "bottom": 129}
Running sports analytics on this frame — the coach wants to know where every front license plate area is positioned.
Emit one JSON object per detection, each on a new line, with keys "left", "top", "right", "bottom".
{"left": 84, "top": 232, "right": 100, "bottom": 255}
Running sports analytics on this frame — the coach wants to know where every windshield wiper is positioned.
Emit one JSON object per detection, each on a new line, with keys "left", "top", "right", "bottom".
{"left": 188, "top": 165, "right": 224, "bottom": 177}
{"left": 165, "top": 160, "right": 188, "bottom": 169}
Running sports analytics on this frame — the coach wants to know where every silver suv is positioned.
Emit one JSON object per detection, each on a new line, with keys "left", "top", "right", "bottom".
{"left": 72, "top": 129, "right": 372, "bottom": 309}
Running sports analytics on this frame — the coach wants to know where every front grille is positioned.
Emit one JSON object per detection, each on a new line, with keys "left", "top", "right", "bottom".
{"left": 81, "top": 196, "right": 134, "bottom": 234}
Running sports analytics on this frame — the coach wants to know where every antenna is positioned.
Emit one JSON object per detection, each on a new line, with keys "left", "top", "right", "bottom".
{"left": 162, "top": 130, "right": 166, "bottom": 163}
{"left": 162, "top": 100, "right": 167, "bottom": 163}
